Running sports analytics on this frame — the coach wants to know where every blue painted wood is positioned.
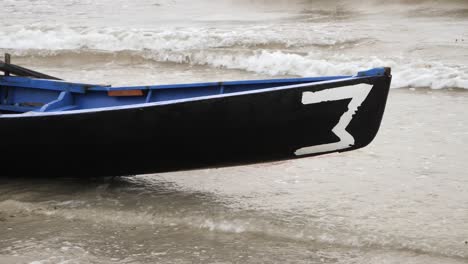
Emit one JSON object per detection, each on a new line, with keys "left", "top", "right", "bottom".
{"left": 0, "top": 104, "right": 39, "bottom": 112}
{"left": 39, "top": 91, "right": 74, "bottom": 112}
{"left": 219, "top": 84, "right": 224, "bottom": 94}
{"left": 2, "top": 87, "right": 59, "bottom": 111}
{"left": 73, "top": 92, "right": 146, "bottom": 110}
{"left": 90, "top": 75, "right": 350, "bottom": 92}
{"left": 357, "top": 67, "right": 387, "bottom": 77}
{"left": 145, "top": 89, "right": 153, "bottom": 103}
{"left": 0, "top": 68, "right": 387, "bottom": 114}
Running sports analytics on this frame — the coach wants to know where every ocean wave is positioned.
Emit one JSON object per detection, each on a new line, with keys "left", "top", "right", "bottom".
{"left": 410, "top": 7, "right": 468, "bottom": 18}
{"left": 177, "top": 50, "right": 467, "bottom": 90}
{"left": 0, "top": 46, "right": 468, "bottom": 89}
{"left": 3, "top": 48, "right": 467, "bottom": 90}
{"left": 1, "top": 23, "right": 466, "bottom": 90}
{"left": 0, "top": 24, "right": 364, "bottom": 52}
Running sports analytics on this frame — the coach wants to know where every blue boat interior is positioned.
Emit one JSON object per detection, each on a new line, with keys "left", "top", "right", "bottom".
{"left": 0, "top": 64, "right": 386, "bottom": 114}
{"left": 0, "top": 76, "right": 347, "bottom": 114}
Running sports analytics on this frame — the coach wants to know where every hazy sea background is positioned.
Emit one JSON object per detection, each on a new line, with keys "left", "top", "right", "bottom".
{"left": 1, "top": 0, "right": 468, "bottom": 263}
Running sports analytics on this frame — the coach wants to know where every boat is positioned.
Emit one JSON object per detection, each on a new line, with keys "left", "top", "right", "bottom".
{"left": 0, "top": 54, "right": 391, "bottom": 177}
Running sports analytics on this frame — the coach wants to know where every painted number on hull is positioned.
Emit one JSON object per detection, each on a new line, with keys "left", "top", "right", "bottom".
{"left": 294, "top": 83, "right": 372, "bottom": 156}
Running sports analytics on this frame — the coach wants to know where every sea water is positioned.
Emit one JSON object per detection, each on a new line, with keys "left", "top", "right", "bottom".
{"left": 0, "top": 0, "right": 467, "bottom": 263}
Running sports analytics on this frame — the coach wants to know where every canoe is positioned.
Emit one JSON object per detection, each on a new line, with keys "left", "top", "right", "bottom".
{"left": 0, "top": 54, "right": 391, "bottom": 177}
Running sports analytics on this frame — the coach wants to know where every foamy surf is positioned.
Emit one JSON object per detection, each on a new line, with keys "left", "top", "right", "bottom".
{"left": 1, "top": 17, "right": 467, "bottom": 89}
{"left": 4, "top": 48, "right": 467, "bottom": 89}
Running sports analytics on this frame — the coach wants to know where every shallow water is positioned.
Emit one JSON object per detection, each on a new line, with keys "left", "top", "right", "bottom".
{"left": 1, "top": 90, "right": 467, "bottom": 264}
{"left": 1, "top": 0, "right": 468, "bottom": 263}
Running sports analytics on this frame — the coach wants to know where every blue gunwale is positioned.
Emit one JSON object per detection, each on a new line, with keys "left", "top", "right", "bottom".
{"left": 0, "top": 67, "right": 388, "bottom": 93}
{"left": 0, "top": 76, "right": 366, "bottom": 118}
{"left": 0, "top": 75, "right": 349, "bottom": 92}
{"left": 0, "top": 67, "right": 388, "bottom": 115}
{"left": 88, "top": 76, "right": 350, "bottom": 91}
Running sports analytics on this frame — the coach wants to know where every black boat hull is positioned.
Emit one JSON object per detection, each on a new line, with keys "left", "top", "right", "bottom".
{"left": 0, "top": 74, "right": 391, "bottom": 177}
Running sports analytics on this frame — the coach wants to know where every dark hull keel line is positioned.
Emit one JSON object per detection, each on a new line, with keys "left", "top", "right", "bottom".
{"left": 0, "top": 56, "right": 391, "bottom": 177}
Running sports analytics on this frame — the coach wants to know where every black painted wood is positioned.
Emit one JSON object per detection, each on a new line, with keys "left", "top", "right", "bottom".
{"left": 0, "top": 60, "right": 62, "bottom": 80}
{"left": 0, "top": 74, "right": 391, "bottom": 177}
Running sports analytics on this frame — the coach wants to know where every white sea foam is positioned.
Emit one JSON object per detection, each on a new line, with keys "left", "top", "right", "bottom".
{"left": 0, "top": 23, "right": 364, "bottom": 51}
{"left": 1, "top": 9, "right": 467, "bottom": 90}
{"left": 139, "top": 49, "right": 468, "bottom": 89}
